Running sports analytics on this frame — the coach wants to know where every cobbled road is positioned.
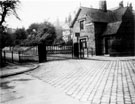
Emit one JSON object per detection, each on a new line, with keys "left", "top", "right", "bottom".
{"left": 1, "top": 59, "right": 135, "bottom": 104}
{"left": 28, "top": 59, "right": 135, "bottom": 104}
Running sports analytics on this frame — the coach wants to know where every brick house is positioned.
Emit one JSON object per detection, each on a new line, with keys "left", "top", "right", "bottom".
{"left": 70, "top": 1, "right": 135, "bottom": 57}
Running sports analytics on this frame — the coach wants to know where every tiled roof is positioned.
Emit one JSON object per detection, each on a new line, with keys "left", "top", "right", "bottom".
{"left": 103, "top": 21, "right": 122, "bottom": 35}
{"left": 70, "top": 6, "right": 128, "bottom": 28}
{"left": 71, "top": 7, "right": 115, "bottom": 27}
{"left": 86, "top": 8, "right": 116, "bottom": 23}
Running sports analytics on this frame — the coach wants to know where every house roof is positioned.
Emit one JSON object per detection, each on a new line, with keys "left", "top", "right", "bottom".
{"left": 86, "top": 8, "right": 116, "bottom": 23}
{"left": 103, "top": 21, "right": 122, "bottom": 35}
{"left": 70, "top": 6, "right": 128, "bottom": 28}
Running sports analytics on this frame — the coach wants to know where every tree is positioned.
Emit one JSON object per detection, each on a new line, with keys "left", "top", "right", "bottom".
{"left": 36, "top": 21, "right": 56, "bottom": 45}
{"left": 65, "top": 14, "right": 72, "bottom": 26}
{"left": 0, "top": 0, "right": 20, "bottom": 67}
{"left": 1, "top": 31, "right": 14, "bottom": 48}
{"left": 26, "top": 23, "right": 40, "bottom": 35}
{"left": 13, "top": 28, "right": 27, "bottom": 45}
{"left": 23, "top": 21, "right": 56, "bottom": 46}
{"left": 0, "top": 0, "right": 20, "bottom": 26}
{"left": 54, "top": 25, "right": 63, "bottom": 45}
{"left": 53, "top": 18, "right": 64, "bottom": 45}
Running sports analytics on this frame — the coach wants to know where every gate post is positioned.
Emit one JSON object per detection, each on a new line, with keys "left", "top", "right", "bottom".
{"left": 73, "top": 43, "right": 79, "bottom": 58}
{"left": 38, "top": 43, "right": 47, "bottom": 63}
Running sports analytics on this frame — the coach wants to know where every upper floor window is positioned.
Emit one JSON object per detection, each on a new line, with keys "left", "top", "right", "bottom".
{"left": 80, "top": 20, "right": 84, "bottom": 30}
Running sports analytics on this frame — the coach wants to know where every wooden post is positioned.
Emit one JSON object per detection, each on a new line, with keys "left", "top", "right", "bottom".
{"left": 87, "top": 48, "right": 88, "bottom": 57}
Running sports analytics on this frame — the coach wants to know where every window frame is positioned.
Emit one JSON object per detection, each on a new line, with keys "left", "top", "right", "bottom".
{"left": 80, "top": 20, "right": 85, "bottom": 30}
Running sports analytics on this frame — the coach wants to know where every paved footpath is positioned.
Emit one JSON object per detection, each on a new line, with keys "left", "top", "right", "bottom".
{"left": 1, "top": 59, "right": 135, "bottom": 104}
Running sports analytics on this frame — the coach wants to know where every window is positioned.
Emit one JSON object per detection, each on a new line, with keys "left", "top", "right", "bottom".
{"left": 80, "top": 20, "right": 84, "bottom": 30}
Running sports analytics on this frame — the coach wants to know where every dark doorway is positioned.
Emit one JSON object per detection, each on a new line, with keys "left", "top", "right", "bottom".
{"left": 105, "top": 38, "right": 110, "bottom": 54}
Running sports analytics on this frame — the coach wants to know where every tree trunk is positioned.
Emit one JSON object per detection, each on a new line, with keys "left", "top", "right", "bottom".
{"left": 0, "top": 26, "right": 3, "bottom": 67}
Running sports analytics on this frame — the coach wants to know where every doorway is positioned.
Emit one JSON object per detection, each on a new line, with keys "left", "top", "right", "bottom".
{"left": 79, "top": 38, "right": 87, "bottom": 58}
{"left": 105, "top": 38, "right": 110, "bottom": 54}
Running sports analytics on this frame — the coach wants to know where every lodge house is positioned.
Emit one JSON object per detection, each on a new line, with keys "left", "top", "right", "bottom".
{"left": 70, "top": 1, "right": 135, "bottom": 57}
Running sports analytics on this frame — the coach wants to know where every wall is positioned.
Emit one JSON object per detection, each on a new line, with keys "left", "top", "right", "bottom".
{"left": 85, "top": 23, "right": 95, "bottom": 51}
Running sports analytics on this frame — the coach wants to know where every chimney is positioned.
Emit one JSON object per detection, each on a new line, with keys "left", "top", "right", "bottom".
{"left": 129, "top": 3, "right": 133, "bottom": 10}
{"left": 119, "top": 1, "right": 124, "bottom": 8}
{"left": 99, "top": 0, "right": 107, "bottom": 12}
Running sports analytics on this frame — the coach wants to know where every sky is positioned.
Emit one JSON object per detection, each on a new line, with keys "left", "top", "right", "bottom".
{"left": 6, "top": 0, "right": 135, "bottom": 29}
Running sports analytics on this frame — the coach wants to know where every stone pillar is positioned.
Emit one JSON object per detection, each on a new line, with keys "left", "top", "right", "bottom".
{"left": 38, "top": 43, "right": 47, "bottom": 63}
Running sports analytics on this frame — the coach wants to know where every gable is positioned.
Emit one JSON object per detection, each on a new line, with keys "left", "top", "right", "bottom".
{"left": 70, "top": 7, "right": 90, "bottom": 28}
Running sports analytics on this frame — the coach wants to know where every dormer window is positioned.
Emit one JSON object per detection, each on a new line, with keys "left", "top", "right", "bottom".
{"left": 80, "top": 20, "right": 84, "bottom": 30}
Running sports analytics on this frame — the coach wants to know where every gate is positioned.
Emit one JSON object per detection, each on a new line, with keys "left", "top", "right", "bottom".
{"left": 46, "top": 45, "right": 73, "bottom": 61}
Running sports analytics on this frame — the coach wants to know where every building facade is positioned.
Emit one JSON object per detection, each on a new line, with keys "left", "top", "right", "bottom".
{"left": 71, "top": 1, "right": 135, "bottom": 56}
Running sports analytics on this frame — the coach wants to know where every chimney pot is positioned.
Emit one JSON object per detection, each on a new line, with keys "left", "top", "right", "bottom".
{"left": 119, "top": 1, "right": 124, "bottom": 7}
{"left": 99, "top": 0, "right": 107, "bottom": 12}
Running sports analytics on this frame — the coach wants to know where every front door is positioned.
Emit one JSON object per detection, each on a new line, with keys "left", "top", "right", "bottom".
{"left": 80, "top": 38, "right": 87, "bottom": 58}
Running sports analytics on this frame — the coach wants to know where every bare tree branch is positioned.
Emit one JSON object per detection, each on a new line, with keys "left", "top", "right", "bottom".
{"left": 0, "top": 0, "right": 20, "bottom": 25}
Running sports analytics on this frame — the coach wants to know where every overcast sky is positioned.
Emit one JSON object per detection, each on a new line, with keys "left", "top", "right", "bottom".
{"left": 6, "top": 0, "right": 135, "bottom": 29}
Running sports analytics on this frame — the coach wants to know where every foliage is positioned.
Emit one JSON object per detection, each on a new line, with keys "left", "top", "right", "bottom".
{"left": 14, "top": 28, "right": 27, "bottom": 45}
{"left": 66, "top": 39, "right": 73, "bottom": 45}
{"left": 26, "top": 23, "right": 40, "bottom": 35}
{"left": 0, "top": 0, "right": 20, "bottom": 67}
{"left": 53, "top": 37, "right": 65, "bottom": 45}
{"left": 23, "top": 21, "right": 56, "bottom": 46}
{"left": 65, "top": 13, "right": 72, "bottom": 26}
{"left": 54, "top": 26, "right": 64, "bottom": 45}
{"left": 1, "top": 31, "right": 14, "bottom": 48}
{"left": 0, "top": 0, "right": 20, "bottom": 47}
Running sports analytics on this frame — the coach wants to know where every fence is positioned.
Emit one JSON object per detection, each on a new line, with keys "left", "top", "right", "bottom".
{"left": 46, "top": 45, "right": 73, "bottom": 54}
{"left": 2, "top": 46, "right": 39, "bottom": 63}
{"left": 2, "top": 45, "right": 95, "bottom": 63}
{"left": 46, "top": 45, "right": 73, "bottom": 61}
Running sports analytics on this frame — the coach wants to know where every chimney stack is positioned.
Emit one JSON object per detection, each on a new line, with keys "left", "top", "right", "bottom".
{"left": 129, "top": 3, "right": 133, "bottom": 10}
{"left": 119, "top": 1, "right": 124, "bottom": 8}
{"left": 99, "top": 0, "right": 107, "bottom": 12}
